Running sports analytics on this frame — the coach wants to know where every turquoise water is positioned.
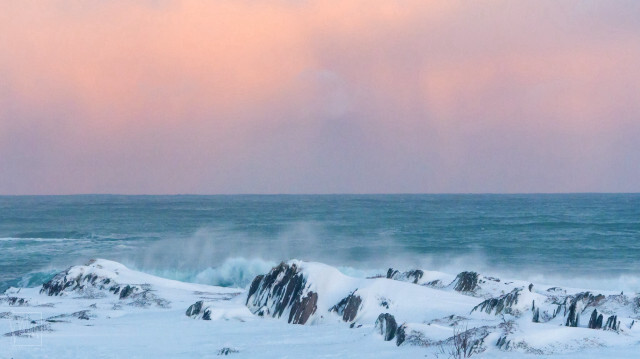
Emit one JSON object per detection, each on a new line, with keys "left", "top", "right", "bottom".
{"left": 1, "top": 194, "right": 639, "bottom": 292}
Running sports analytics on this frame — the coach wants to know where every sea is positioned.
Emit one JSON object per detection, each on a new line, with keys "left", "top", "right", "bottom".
{"left": 1, "top": 194, "right": 639, "bottom": 293}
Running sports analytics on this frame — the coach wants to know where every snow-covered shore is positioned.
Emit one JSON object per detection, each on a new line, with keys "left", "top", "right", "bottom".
{"left": 2, "top": 259, "right": 639, "bottom": 358}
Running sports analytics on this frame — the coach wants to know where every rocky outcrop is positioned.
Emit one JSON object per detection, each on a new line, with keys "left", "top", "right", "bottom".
{"left": 39, "top": 260, "right": 169, "bottom": 308}
{"left": 46, "top": 310, "right": 93, "bottom": 321}
{"left": 245, "top": 262, "right": 318, "bottom": 325}
{"left": 450, "top": 271, "right": 479, "bottom": 293}
{"left": 330, "top": 291, "right": 362, "bottom": 322}
{"left": 472, "top": 288, "right": 521, "bottom": 316}
{"left": 555, "top": 292, "right": 606, "bottom": 327}
{"left": 41, "top": 261, "right": 127, "bottom": 298}
{"left": 375, "top": 313, "right": 398, "bottom": 341}
{"left": 0, "top": 297, "right": 29, "bottom": 306}
{"left": 386, "top": 268, "right": 424, "bottom": 284}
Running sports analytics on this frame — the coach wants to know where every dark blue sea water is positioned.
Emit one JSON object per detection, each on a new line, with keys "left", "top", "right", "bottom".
{"left": 1, "top": 194, "right": 639, "bottom": 293}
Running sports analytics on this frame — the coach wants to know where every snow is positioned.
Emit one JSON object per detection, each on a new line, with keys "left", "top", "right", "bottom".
{"left": 1, "top": 259, "right": 639, "bottom": 358}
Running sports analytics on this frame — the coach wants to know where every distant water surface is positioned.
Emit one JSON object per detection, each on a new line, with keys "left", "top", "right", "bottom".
{"left": 1, "top": 194, "right": 639, "bottom": 292}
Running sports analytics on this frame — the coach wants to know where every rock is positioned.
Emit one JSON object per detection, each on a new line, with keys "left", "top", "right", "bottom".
{"left": 40, "top": 261, "right": 169, "bottom": 308}
{"left": 186, "top": 301, "right": 203, "bottom": 317}
{"left": 245, "top": 262, "right": 318, "bottom": 325}
{"left": 0, "top": 297, "right": 29, "bottom": 306}
{"left": 46, "top": 310, "right": 93, "bottom": 321}
{"left": 186, "top": 300, "right": 212, "bottom": 320}
{"left": 386, "top": 268, "right": 424, "bottom": 284}
{"left": 41, "top": 262, "right": 124, "bottom": 297}
{"left": 119, "top": 285, "right": 136, "bottom": 299}
{"left": 375, "top": 313, "right": 398, "bottom": 341}
{"left": 330, "top": 291, "right": 362, "bottom": 322}
{"left": 588, "top": 309, "right": 603, "bottom": 329}
{"left": 395, "top": 324, "right": 406, "bottom": 346}
{"left": 565, "top": 300, "right": 579, "bottom": 327}
{"left": 604, "top": 315, "right": 619, "bottom": 331}
{"left": 471, "top": 288, "right": 521, "bottom": 316}
{"left": 217, "top": 347, "right": 239, "bottom": 355}
{"left": 289, "top": 291, "right": 318, "bottom": 324}
{"left": 450, "top": 271, "right": 479, "bottom": 293}
{"left": 3, "top": 324, "right": 51, "bottom": 337}
{"left": 552, "top": 292, "right": 606, "bottom": 327}
{"left": 496, "top": 335, "right": 511, "bottom": 350}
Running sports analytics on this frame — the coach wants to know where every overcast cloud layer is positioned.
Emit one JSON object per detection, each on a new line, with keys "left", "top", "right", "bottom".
{"left": 1, "top": 1, "right": 639, "bottom": 194}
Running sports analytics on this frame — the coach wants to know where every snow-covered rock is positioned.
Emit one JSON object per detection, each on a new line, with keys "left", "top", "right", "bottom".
{"left": 245, "top": 262, "right": 318, "bottom": 324}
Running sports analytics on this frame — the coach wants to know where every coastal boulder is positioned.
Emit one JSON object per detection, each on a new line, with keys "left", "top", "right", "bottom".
{"left": 186, "top": 300, "right": 212, "bottom": 320}
{"left": 245, "top": 262, "right": 318, "bottom": 324}
{"left": 375, "top": 313, "right": 398, "bottom": 341}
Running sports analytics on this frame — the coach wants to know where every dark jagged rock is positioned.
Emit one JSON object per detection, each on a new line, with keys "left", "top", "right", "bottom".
{"left": 186, "top": 301, "right": 212, "bottom": 320}
{"left": 604, "top": 315, "right": 619, "bottom": 331}
{"left": 119, "top": 285, "right": 136, "bottom": 299}
{"left": 588, "top": 309, "right": 604, "bottom": 329}
{"left": 330, "top": 291, "right": 362, "bottom": 322}
{"left": 186, "top": 301, "right": 203, "bottom": 316}
{"left": 565, "top": 301, "right": 579, "bottom": 327}
{"left": 496, "top": 335, "right": 511, "bottom": 350}
{"left": 532, "top": 308, "right": 540, "bottom": 323}
{"left": 471, "top": 288, "right": 521, "bottom": 316}
{"left": 246, "top": 262, "right": 317, "bottom": 325}
{"left": 386, "top": 269, "right": 399, "bottom": 279}
{"left": 386, "top": 268, "right": 424, "bottom": 284}
{"left": 451, "top": 271, "right": 479, "bottom": 293}
{"left": 395, "top": 324, "right": 406, "bottom": 346}
{"left": 217, "top": 347, "right": 239, "bottom": 355}
{"left": 246, "top": 275, "right": 264, "bottom": 305}
{"left": 289, "top": 292, "right": 318, "bottom": 324}
{"left": 375, "top": 313, "right": 398, "bottom": 341}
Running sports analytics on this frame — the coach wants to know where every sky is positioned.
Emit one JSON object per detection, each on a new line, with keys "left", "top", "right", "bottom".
{"left": 1, "top": 0, "right": 639, "bottom": 195}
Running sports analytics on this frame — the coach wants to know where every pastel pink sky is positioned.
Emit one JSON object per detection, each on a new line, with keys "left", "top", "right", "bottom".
{"left": 1, "top": 1, "right": 639, "bottom": 194}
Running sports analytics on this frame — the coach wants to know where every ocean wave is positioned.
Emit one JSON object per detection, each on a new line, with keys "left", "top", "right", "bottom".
{"left": 0, "top": 237, "right": 83, "bottom": 242}
{"left": 10, "top": 231, "right": 99, "bottom": 239}
{"left": 192, "top": 258, "right": 277, "bottom": 287}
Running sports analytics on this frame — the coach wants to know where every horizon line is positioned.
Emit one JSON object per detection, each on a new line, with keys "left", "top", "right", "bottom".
{"left": 1, "top": 192, "right": 639, "bottom": 197}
